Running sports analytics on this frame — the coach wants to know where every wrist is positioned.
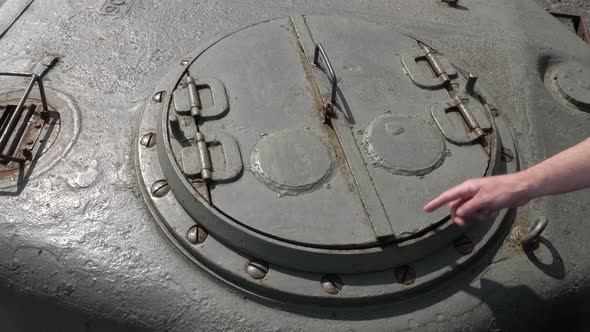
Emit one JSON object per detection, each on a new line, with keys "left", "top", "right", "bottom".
{"left": 515, "top": 168, "right": 544, "bottom": 201}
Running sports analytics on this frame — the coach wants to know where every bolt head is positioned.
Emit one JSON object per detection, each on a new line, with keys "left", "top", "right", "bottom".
{"left": 453, "top": 235, "right": 474, "bottom": 255}
{"left": 245, "top": 260, "right": 268, "bottom": 280}
{"left": 152, "top": 91, "right": 164, "bottom": 103}
{"left": 501, "top": 147, "right": 514, "bottom": 162}
{"left": 140, "top": 132, "right": 156, "bottom": 148}
{"left": 394, "top": 265, "right": 416, "bottom": 285}
{"left": 187, "top": 225, "right": 208, "bottom": 244}
{"left": 321, "top": 274, "right": 344, "bottom": 294}
{"left": 151, "top": 180, "right": 170, "bottom": 198}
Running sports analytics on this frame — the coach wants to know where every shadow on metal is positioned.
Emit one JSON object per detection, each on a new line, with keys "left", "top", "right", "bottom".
{"left": 0, "top": 285, "right": 148, "bottom": 332}
{"left": 464, "top": 279, "right": 590, "bottom": 332}
{"left": 525, "top": 236, "right": 566, "bottom": 280}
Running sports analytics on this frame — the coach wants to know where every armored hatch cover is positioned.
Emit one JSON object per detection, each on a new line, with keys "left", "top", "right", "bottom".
{"left": 137, "top": 15, "right": 518, "bottom": 303}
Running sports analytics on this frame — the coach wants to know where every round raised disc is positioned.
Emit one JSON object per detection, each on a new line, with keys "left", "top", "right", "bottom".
{"left": 251, "top": 130, "right": 334, "bottom": 195}
{"left": 556, "top": 62, "right": 590, "bottom": 108}
{"left": 363, "top": 114, "right": 445, "bottom": 176}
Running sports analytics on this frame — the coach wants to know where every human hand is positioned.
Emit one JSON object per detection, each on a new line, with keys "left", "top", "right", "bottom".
{"left": 423, "top": 173, "right": 534, "bottom": 226}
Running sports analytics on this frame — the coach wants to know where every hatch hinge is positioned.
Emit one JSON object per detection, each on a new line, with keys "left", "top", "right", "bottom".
{"left": 173, "top": 76, "right": 229, "bottom": 119}
{"left": 405, "top": 43, "right": 488, "bottom": 144}
{"left": 180, "top": 131, "right": 243, "bottom": 183}
{"left": 421, "top": 43, "right": 485, "bottom": 140}
{"left": 171, "top": 74, "right": 242, "bottom": 184}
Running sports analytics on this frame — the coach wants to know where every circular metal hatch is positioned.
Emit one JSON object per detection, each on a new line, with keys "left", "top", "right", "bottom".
{"left": 136, "top": 15, "right": 518, "bottom": 303}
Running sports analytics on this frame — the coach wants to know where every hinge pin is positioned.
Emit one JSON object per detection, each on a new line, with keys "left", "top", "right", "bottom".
{"left": 420, "top": 43, "right": 450, "bottom": 83}
{"left": 196, "top": 132, "right": 212, "bottom": 180}
{"left": 419, "top": 43, "right": 484, "bottom": 139}
{"left": 186, "top": 76, "right": 202, "bottom": 118}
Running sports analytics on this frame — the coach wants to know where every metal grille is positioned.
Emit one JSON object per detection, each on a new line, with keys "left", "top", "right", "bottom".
{"left": 0, "top": 71, "right": 48, "bottom": 163}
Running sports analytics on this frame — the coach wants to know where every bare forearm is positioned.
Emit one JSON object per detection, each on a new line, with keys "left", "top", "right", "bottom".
{"left": 519, "top": 138, "right": 590, "bottom": 199}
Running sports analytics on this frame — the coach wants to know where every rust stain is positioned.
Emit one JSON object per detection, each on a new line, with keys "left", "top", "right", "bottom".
{"left": 289, "top": 29, "right": 356, "bottom": 191}
{"left": 0, "top": 97, "right": 61, "bottom": 178}
{"left": 504, "top": 210, "right": 533, "bottom": 252}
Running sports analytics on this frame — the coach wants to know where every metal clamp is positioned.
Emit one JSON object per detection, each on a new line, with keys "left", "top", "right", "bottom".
{"left": 521, "top": 217, "right": 548, "bottom": 250}
{"left": 0, "top": 71, "right": 49, "bottom": 163}
{"left": 313, "top": 43, "right": 338, "bottom": 120}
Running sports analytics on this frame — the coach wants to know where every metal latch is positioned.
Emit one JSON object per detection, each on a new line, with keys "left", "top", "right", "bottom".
{"left": 180, "top": 131, "right": 243, "bottom": 182}
{"left": 0, "top": 70, "right": 51, "bottom": 164}
{"left": 312, "top": 43, "right": 338, "bottom": 123}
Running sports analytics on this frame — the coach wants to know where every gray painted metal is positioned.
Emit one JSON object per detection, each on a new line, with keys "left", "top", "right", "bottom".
{"left": 0, "top": 0, "right": 33, "bottom": 38}
{"left": 362, "top": 114, "right": 446, "bottom": 176}
{"left": 0, "top": 0, "right": 590, "bottom": 331}
{"left": 136, "top": 15, "right": 516, "bottom": 304}
{"left": 554, "top": 62, "right": 590, "bottom": 108}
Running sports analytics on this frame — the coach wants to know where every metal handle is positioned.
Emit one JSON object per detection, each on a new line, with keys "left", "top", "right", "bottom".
{"left": 313, "top": 43, "right": 337, "bottom": 109}
{"left": 521, "top": 216, "right": 548, "bottom": 250}
{"left": 193, "top": 78, "right": 229, "bottom": 118}
{"left": 209, "top": 132, "right": 243, "bottom": 182}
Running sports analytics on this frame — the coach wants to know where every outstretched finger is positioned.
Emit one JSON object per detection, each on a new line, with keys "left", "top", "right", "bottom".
{"left": 424, "top": 183, "right": 477, "bottom": 212}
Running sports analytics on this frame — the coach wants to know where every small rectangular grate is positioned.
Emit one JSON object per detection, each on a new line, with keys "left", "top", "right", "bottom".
{"left": 0, "top": 71, "right": 48, "bottom": 164}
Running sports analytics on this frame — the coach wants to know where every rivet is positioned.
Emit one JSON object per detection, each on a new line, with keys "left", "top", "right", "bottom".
{"left": 321, "top": 274, "right": 344, "bottom": 294}
{"left": 152, "top": 91, "right": 164, "bottom": 103}
{"left": 245, "top": 260, "right": 268, "bottom": 280}
{"left": 453, "top": 235, "right": 474, "bottom": 255}
{"left": 394, "top": 265, "right": 416, "bottom": 285}
{"left": 140, "top": 132, "right": 156, "bottom": 148}
{"left": 150, "top": 180, "right": 170, "bottom": 198}
{"left": 187, "top": 225, "right": 208, "bottom": 244}
{"left": 501, "top": 147, "right": 514, "bottom": 162}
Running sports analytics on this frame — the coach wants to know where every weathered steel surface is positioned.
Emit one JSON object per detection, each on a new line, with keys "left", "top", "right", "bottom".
{"left": 0, "top": 0, "right": 589, "bottom": 331}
